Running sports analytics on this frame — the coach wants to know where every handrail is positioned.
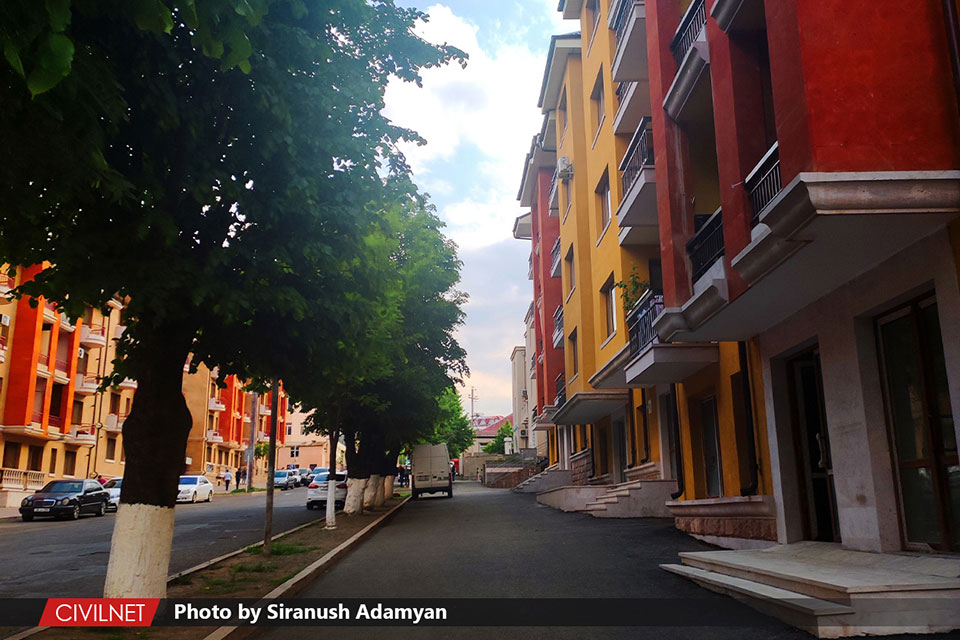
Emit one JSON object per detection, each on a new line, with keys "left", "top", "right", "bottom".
{"left": 686, "top": 208, "right": 724, "bottom": 283}
{"left": 627, "top": 290, "right": 665, "bottom": 356}
{"left": 745, "top": 142, "right": 781, "bottom": 225}
{"left": 669, "top": 0, "right": 706, "bottom": 68}
{"left": 619, "top": 117, "right": 654, "bottom": 197}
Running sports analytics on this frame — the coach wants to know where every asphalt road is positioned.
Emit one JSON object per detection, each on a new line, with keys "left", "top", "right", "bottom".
{"left": 254, "top": 482, "right": 819, "bottom": 640}
{"left": 0, "top": 485, "right": 318, "bottom": 598}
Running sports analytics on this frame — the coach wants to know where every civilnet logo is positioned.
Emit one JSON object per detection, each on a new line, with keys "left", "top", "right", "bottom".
{"left": 39, "top": 599, "right": 161, "bottom": 627}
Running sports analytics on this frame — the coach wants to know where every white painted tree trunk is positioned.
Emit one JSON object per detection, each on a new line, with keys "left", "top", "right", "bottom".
{"left": 103, "top": 504, "right": 175, "bottom": 598}
{"left": 324, "top": 478, "right": 337, "bottom": 528}
{"left": 363, "top": 473, "right": 381, "bottom": 508}
{"left": 373, "top": 475, "right": 386, "bottom": 507}
{"left": 344, "top": 477, "right": 367, "bottom": 515}
{"left": 382, "top": 475, "right": 394, "bottom": 502}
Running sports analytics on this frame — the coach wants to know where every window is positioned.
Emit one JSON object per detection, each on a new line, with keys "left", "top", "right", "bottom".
{"left": 591, "top": 71, "right": 605, "bottom": 136}
{"left": 71, "top": 400, "right": 83, "bottom": 424}
{"left": 286, "top": 423, "right": 292, "bottom": 436}
{"left": 563, "top": 179, "right": 572, "bottom": 216}
{"left": 586, "top": 0, "right": 602, "bottom": 46}
{"left": 569, "top": 329, "right": 579, "bottom": 376}
{"left": 596, "top": 170, "right": 612, "bottom": 235}
{"left": 109, "top": 392, "right": 121, "bottom": 415}
{"left": 3, "top": 442, "right": 20, "bottom": 468}
{"left": 558, "top": 89, "right": 568, "bottom": 142}
{"left": 48, "top": 448, "right": 58, "bottom": 474}
{"left": 565, "top": 247, "right": 576, "bottom": 293}
{"left": 105, "top": 437, "right": 117, "bottom": 461}
{"left": 290, "top": 446, "right": 300, "bottom": 458}
{"left": 49, "top": 383, "right": 64, "bottom": 420}
{"left": 601, "top": 276, "right": 617, "bottom": 339}
{"left": 27, "top": 445, "right": 42, "bottom": 471}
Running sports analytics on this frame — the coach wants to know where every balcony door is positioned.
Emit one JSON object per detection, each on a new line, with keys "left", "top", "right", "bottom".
{"left": 877, "top": 296, "right": 958, "bottom": 552}
{"left": 788, "top": 349, "right": 840, "bottom": 542}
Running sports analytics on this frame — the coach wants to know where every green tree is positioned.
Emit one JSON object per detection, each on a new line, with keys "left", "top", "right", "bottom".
{"left": 425, "top": 387, "right": 474, "bottom": 458}
{"left": 0, "top": 0, "right": 464, "bottom": 597}
{"left": 483, "top": 421, "right": 513, "bottom": 455}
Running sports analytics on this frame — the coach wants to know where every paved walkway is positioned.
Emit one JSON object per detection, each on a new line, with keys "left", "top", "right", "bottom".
{"left": 254, "top": 481, "right": 815, "bottom": 640}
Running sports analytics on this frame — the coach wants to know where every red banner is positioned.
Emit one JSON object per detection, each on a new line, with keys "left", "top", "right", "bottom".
{"left": 39, "top": 599, "right": 160, "bottom": 627}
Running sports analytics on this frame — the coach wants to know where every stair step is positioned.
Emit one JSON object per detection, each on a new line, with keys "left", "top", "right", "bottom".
{"left": 583, "top": 502, "right": 608, "bottom": 511}
{"left": 661, "top": 564, "right": 855, "bottom": 618}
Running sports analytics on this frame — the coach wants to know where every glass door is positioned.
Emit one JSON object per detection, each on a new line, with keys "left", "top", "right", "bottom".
{"left": 877, "top": 296, "right": 959, "bottom": 551}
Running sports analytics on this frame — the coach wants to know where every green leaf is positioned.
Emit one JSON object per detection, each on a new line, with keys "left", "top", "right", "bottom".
{"left": 28, "top": 33, "right": 75, "bottom": 95}
{"left": 3, "top": 40, "right": 25, "bottom": 78}
{"left": 131, "top": 0, "right": 174, "bottom": 35}
{"left": 45, "top": 0, "right": 72, "bottom": 31}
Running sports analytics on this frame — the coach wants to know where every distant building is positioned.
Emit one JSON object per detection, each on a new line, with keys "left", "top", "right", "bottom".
{"left": 465, "top": 414, "right": 513, "bottom": 455}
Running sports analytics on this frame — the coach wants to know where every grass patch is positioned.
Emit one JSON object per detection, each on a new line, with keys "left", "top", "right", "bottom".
{"left": 397, "top": 491, "right": 411, "bottom": 498}
{"left": 202, "top": 574, "right": 255, "bottom": 595}
{"left": 270, "top": 571, "right": 299, "bottom": 586}
{"left": 230, "top": 487, "right": 265, "bottom": 493}
{"left": 246, "top": 542, "right": 313, "bottom": 556}
{"left": 232, "top": 561, "right": 276, "bottom": 574}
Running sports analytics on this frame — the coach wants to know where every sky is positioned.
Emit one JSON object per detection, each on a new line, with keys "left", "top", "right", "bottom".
{"left": 383, "top": 1, "right": 571, "bottom": 417}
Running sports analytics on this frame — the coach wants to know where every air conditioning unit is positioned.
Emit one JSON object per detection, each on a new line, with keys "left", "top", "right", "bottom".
{"left": 557, "top": 156, "right": 574, "bottom": 180}
{"left": 521, "top": 389, "right": 528, "bottom": 400}
{"left": 0, "top": 314, "right": 9, "bottom": 326}
{"left": 77, "top": 347, "right": 86, "bottom": 359}
{"left": 520, "top": 429, "right": 528, "bottom": 437}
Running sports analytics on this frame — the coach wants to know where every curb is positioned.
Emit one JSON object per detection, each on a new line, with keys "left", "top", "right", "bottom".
{"left": 202, "top": 497, "right": 410, "bottom": 640}
{"left": 2, "top": 498, "right": 405, "bottom": 640}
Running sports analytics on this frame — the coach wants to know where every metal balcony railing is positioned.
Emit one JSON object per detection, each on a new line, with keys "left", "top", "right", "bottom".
{"left": 613, "top": 0, "right": 633, "bottom": 49}
{"left": 31, "top": 410, "right": 44, "bottom": 423}
{"left": 687, "top": 208, "right": 725, "bottom": 283}
{"left": 550, "top": 238, "right": 562, "bottom": 277}
{"left": 669, "top": 0, "right": 706, "bottom": 68}
{"left": 746, "top": 143, "right": 781, "bottom": 225}
{"left": 552, "top": 305, "right": 564, "bottom": 348}
{"left": 554, "top": 374, "right": 566, "bottom": 408}
{"left": 627, "top": 290, "right": 665, "bottom": 356}
{"left": 550, "top": 168, "right": 560, "bottom": 211}
{"left": 620, "top": 117, "right": 654, "bottom": 198}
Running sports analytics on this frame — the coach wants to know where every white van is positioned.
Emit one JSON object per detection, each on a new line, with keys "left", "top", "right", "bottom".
{"left": 411, "top": 443, "right": 453, "bottom": 499}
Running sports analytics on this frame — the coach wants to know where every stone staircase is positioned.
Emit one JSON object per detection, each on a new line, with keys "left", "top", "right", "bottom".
{"left": 512, "top": 468, "right": 572, "bottom": 493}
{"left": 581, "top": 479, "right": 676, "bottom": 518}
{"left": 661, "top": 541, "right": 960, "bottom": 637}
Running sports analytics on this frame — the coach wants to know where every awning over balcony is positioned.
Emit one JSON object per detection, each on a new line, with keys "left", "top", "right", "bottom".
{"left": 611, "top": 0, "right": 649, "bottom": 83}
{"left": 624, "top": 343, "right": 719, "bottom": 385}
{"left": 552, "top": 390, "right": 629, "bottom": 426}
{"left": 588, "top": 343, "right": 632, "bottom": 390}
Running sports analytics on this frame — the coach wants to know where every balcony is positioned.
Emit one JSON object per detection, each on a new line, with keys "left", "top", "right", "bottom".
{"left": 208, "top": 396, "right": 226, "bottom": 412}
{"left": 552, "top": 306, "right": 564, "bottom": 350}
{"left": 31, "top": 410, "right": 44, "bottom": 424}
{"left": 244, "top": 413, "right": 252, "bottom": 423}
{"left": 104, "top": 413, "right": 126, "bottom": 433}
{"left": 611, "top": 0, "right": 648, "bottom": 83}
{"left": 746, "top": 143, "right": 781, "bottom": 225}
{"left": 79, "top": 324, "right": 107, "bottom": 349}
{"left": 54, "top": 357, "right": 70, "bottom": 384}
{"left": 64, "top": 424, "right": 97, "bottom": 446}
{"left": 550, "top": 238, "right": 562, "bottom": 278}
{"left": 530, "top": 354, "right": 535, "bottom": 379}
{"left": 206, "top": 430, "right": 224, "bottom": 444}
{"left": 37, "top": 352, "right": 50, "bottom": 370}
{"left": 711, "top": 0, "right": 766, "bottom": 33}
{"left": 664, "top": 0, "right": 710, "bottom": 123}
{"left": 119, "top": 378, "right": 138, "bottom": 390}
{"left": 627, "top": 291, "right": 664, "bottom": 357}
{"left": 616, "top": 118, "right": 658, "bottom": 246}
{"left": 549, "top": 167, "right": 560, "bottom": 213}
{"left": 0, "top": 335, "right": 7, "bottom": 364}
{"left": 554, "top": 373, "right": 566, "bottom": 409}
{"left": 42, "top": 300, "right": 57, "bottom": 323}
{"left": 74, "top": 375, "right": 99, "bottom": 396}
{"left": 527, "top": 255, "right": 533, "bottom": 281}
{"left": 0, "top": 272, "right": 14, "bottom": 295}
{"left": 261, "top": 406, "right": 272, "bottom": 417}
{"left": 687, "top": 208, "right": 725, "bottom": 283}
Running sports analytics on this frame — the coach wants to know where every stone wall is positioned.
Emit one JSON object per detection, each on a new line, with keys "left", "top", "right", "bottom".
{"left": 570, "top": 449, "right": 593, "bottom": 485}
{"left": 485, "top": 464, "right": 542, "bottom": 489}
{"left": 674, "top": 516, "right": 777, "bottom": 541}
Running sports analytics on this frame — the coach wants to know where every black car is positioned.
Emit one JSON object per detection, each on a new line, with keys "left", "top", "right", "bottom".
{"left": 19, "top": 479, "right": 110, "bottom": 521}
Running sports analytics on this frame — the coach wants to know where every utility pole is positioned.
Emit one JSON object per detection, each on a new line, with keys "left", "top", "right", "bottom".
{"left": 468, "top": 386, "right": 479, "bottom": 421}
{"left": 263, "top": 379, "right": 279, "bottom": 555}
{"left": 245, "top": 391, "right": 259, "bottom": 491}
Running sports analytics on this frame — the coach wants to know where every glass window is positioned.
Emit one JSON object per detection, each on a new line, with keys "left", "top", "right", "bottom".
{"left": 179, "top": 476, "right": 198, "bottom": 485}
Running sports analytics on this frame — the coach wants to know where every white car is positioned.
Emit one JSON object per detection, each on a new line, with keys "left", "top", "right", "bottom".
{"left": 102, "top": 477, "right": 123, "bottom": 511}
{"left": 177, "top": 475, "right": 214, "bottom": 503}
{"left": 306, "top": 471, "right": 347, "bottom": 510}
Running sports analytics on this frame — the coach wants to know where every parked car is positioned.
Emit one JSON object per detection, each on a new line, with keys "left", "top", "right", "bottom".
{"left": 102, "top": 477, "right": 123, "bottom": 511}
{"left": 177, "top": 475, "right": 214, "bottom": 503}
{"left": 20, "top": 479, "right": 109, "bottom": 521}
{"left": 306, "top": 471, "right": 347, "bottom": 510}
{"left": 411, "top": 442, "right": 453, "bottom": 499}
{"left": 273, "top": 469, "right": 298, "bottom": 490}
{"left": 307, "top": 467, "right": 329, "bottom": 483}
{"left": 295, "top": 468, "right": 313, "bottom": 486}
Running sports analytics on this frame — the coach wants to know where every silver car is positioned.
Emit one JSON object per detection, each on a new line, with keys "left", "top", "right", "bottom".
{"left": 102, "top": 477, "right": 123, "bottom": 511}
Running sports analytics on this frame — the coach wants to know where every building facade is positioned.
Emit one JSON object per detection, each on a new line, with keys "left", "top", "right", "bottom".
{"left": 276, "top": 406, "right": 345, "bottom": 472}
{"left": 0, "top": 264, "right": 290, "bottom": 504}
{"left": 520, "top": 0, "right": 960, "bottom": 557}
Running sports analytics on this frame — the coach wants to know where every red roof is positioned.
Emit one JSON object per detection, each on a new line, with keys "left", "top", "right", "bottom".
{"left": 477, "top": 414, "right": 513, "bottom": 437}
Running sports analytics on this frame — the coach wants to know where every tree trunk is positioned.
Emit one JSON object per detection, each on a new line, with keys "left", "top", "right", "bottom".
{"left": 325, "top": 428, "right": 339, "bottom": 529}
{"left": 103, "top": 326, "right": 193, "bottom": 598}
{"left": 363, "top": 474, "right": 381, "bottom": 508}
{"left": 343, "top": 429, "right": 367, "bottom": 515}
{"left": 382, "top": 475, "right": 394, "bottom": 501}
{"left": 375, "top": 448, "right": 396, "bottom": 507}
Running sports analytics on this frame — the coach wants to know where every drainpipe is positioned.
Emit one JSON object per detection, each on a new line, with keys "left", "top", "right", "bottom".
{"left": 943, "top": 0, "right": 960, "bottom": 118}
{"left": 738, "top": 341, "right": 759, "bottom": 496}
{"left": 669, "top": 384, "right": 685, "bottom": 500}
{"left": 639, "top": 388, "right": 650, "bottom": 464}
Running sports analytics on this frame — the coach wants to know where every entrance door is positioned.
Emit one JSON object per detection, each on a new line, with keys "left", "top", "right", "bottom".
{"left": 788, "top": 349, "right": 841, "bottom": 542}
{"left": 877, "top": 296, "right": 958, "bottom": 551}
{"left": 699, "top": 397, "right": 723, "bottom": 497}
{"left": 612, "top": 417, "right": 628, "bottom": 483}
